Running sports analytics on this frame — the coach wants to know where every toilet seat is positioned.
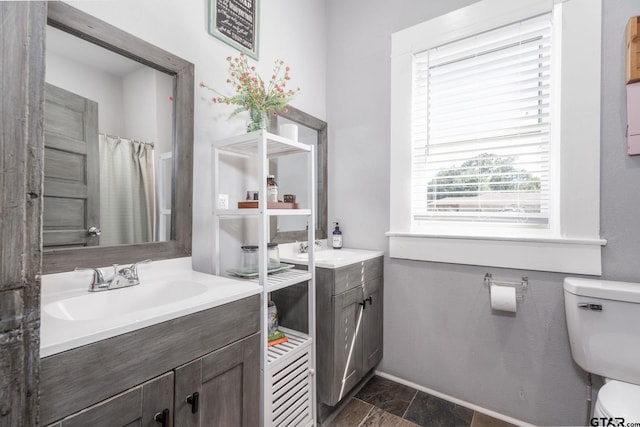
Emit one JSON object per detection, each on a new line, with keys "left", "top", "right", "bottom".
{"left": 595, "top": 380, "right": 640, "bottom": 421}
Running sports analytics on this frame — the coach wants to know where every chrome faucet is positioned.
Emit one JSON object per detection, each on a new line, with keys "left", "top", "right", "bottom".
{"left": 298, "top": 240, "right": 322, "bottom": 254}
{"left": 76, "top": 259, "right": 152, "bottom": 292}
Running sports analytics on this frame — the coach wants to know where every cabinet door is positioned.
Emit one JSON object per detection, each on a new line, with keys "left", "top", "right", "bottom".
{"left": 329, "top": 286, "right": 364, "bottom": 406}
{"left": 174, "top": 333, "right": 260, "bottom": 427}
{"left": 60, "top": 372, "right": 174, "bottom": 427}
{"left": 362, "top": 277, "right": 383, "bottom": 373}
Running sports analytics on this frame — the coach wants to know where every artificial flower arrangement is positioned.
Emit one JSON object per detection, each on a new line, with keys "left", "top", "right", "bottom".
{"left": 200, "top": 53, "right": 300, "bottom": 132}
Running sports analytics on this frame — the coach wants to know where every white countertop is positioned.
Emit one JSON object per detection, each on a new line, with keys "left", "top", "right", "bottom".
{"left": 279, "top": 241, "right": 384, "bottom": 269}
{"left": 40, "top": 257, "right": 261, "bottom": 357}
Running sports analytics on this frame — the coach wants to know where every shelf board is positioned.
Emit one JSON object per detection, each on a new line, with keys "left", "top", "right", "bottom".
{"left": 215, "top": 208, "right": 312, "bottom": 217}
{"left": 214, "top": 208, "right": 260, "bottom": 217}
{"left": 266, "top": 269, "right": 311, "bottom": 291}
{"left": 213, "top": 131, "right": 311, "bottom": 158}
{"left": 267, "top": 327, "right": 312, "bottom": 367}
{"left": 243, "top": 268, "right": 311, "bottom": 292}
{"left": 266, "top": 208, "right": 311, "bottom": 216}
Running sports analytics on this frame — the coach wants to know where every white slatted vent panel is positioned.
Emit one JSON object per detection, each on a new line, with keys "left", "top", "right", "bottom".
{"left": 245, "top": 269, "right": 312, "bottom": 293}
{"left": 265, "top": 269, "right": 312, "bottom": 292}
{"left": 269, "top": 351, "right": 313, "bottom": 427}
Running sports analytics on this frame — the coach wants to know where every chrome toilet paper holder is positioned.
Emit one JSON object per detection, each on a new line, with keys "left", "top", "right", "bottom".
{"left": 484, "top": 273, "right": 528, "bottom": 302}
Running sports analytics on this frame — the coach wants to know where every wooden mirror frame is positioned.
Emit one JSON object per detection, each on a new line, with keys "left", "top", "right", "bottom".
{"left": 43, "top": 2, "right": 194, "bottom": 273}
{"left": 270, "top": 106, "right": 328, "bottom": 242}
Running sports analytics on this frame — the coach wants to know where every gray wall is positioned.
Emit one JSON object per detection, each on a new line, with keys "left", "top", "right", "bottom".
{"left": 602, "top": 2, "right": 640, "bottom": 280}
{"left": 326, "top": 1, "right": 640, "bottom": 425}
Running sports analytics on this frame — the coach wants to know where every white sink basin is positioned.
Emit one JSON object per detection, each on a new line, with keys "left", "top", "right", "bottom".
{"left": 40, "top": 257, "right": 261, "bottom": 357}
{"left": 280, "top": 245, "right": 384, "bottom": 269}
{"left": 294, "top": 251, "right": 345, "bottom": 261}
{"left": 44, "top": 280, "right": 208, "bottom": 321}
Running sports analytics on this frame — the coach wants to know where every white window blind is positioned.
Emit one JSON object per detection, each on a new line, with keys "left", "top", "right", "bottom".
{"left": 412, "top": 13, "right": 552, "bottom": 227}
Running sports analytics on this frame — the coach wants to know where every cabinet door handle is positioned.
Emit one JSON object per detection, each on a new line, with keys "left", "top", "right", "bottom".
{"left": 366, "top": 296, "right": 373, "bottom": 306}
{"left": 154, "top": 408, "right": 170, "bottom": 427}
{"left": 359, "top": 300, "right": 366, "bottom": 310}
{"left": 186, "top": 391, "right": 199, "bottom": 414}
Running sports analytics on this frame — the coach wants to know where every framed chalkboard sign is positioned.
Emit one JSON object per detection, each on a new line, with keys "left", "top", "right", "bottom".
{"left": 209, "top": 0, "right": 259, "bottom": 60}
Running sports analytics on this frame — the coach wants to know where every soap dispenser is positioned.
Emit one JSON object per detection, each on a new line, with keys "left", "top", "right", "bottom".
{"left": 332, "top": 222, "right": 343, "bottom": 249}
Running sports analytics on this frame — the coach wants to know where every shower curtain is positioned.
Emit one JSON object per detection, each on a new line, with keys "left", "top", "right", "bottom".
{"left": 99, "top": 134, "right": 155, "bottom": 246}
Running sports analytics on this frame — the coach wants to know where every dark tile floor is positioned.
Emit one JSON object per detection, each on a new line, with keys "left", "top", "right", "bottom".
{"left": 326, "top": 375, "right": 518, "bottom": 427}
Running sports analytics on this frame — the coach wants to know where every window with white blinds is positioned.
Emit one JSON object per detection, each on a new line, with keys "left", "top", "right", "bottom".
{"left": 412, "top": 13, "right": 552, "bottom": 227}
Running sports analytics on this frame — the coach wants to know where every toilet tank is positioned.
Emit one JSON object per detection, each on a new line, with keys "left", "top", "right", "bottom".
{"left": 564, "top": 277, "right": 640, "bottom": 385}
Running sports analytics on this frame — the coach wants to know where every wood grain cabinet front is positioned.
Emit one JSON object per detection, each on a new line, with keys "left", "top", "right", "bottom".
{"left": 47, "top": 372, "right": 174, "bottom": 427}
{"left": 327, "top": 274, "right": 383, "bottom": 405}
{"left": 361, "top": 276, "right": 383, "bottom": 374}
{"left": 45, "top": 334, "right": 261, "bottom": 427}
{"left": 41, "top": 295, "right": 260, "bottom": 426}
{"left": 174, "top": 333, "right": 260, "bottom": 427}
{"left": 272, "top": 256, "right": 384, "bottom": 407}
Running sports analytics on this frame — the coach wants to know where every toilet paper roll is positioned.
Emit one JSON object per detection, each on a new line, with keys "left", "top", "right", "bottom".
{"left": 279, "top": 123, "right": 298, "bottom": 141}
{"left": 490, "top": 285, "right": 517, "bottom": 312}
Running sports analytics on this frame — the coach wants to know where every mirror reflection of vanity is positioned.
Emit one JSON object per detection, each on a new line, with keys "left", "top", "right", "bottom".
{"left": 270, "top": 107, "right": 328, "bottom": 242}
{"left": 43, "top": 2, "right": 193, "bottom": 273}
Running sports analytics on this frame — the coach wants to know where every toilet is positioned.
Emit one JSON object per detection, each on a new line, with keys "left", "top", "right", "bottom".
{"left": 564, "top": 278, "right": 640, "bottom": 421}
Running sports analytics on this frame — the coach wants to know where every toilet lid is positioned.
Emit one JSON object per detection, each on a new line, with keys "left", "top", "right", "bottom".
{"left": 597, "top": 380, "right": 640, "bottom": 420}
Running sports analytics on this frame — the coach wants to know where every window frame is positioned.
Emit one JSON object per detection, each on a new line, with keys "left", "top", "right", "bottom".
{"left": 387, "top": 0, "right": 605, "bottom": 275}
{"left": 411, "top": 13, "right": 553, "bottom": 228}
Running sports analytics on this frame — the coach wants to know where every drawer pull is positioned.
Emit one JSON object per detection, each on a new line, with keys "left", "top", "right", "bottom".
{"left": 154, "top": 408, "right": 170, "bottom": 427}
{"left": 359, "top": 300, "right": 366, "bottom": 310}
{"left": 365, "top": 296, "right": 372, "bottom": 306}
{"left": 186, "top": 391, "right": 199, "bottom": 414}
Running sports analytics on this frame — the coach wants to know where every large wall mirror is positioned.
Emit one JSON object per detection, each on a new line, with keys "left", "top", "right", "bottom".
{"left": 270, "top": 107, "right": 328, "bottom": 242}
{"left": 43, "top": 2, "right": 193, "bottom": 273}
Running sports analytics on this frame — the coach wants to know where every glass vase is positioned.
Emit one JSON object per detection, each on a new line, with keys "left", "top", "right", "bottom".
{"left": 247, "top": 107, "right": 269, "bottom": 133}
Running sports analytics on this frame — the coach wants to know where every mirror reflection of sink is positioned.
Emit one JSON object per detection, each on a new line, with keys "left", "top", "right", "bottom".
{"left": 44, "top": 281, "right": 208, "bottom": 321}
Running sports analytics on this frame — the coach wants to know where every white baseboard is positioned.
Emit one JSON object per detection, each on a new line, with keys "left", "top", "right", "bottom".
{"left": 374, "top": 370, "right": 534, "bottom": 427}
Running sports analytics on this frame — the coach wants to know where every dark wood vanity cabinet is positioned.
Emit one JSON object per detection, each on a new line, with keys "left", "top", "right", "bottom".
{"left": 174, "top": 333, "right": 260, "bottom": 427}
{"left": 361, "top": 276, "right": 383, "bottom": 374}
{"left": 323, "top": 265, "right": 383, "bottom": 406}
{"left": 273, "top": 256, "right": 384, "bottom": 408}
{"left": 46, "top": 334, "right": 260, "bottom": 427}
{"left": 41, "top": 296, "right": 260, "bottom": 427}
{"left": 49, "top": 372, "right": 174, "bottom": 427}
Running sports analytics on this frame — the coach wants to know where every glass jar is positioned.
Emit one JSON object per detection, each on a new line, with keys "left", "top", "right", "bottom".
{"left": 267, "top": 175, "right": 278, "bottom": 203}
{"left": 267, "top": 243, "right": 280, "bottom": 269}
{"left": 240, "top": 245, "right": 258, "bottom": 274}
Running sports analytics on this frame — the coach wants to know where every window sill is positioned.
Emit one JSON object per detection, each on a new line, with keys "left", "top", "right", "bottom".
{"left": 386, "top": 232, "right": 606, "bottom": 275}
